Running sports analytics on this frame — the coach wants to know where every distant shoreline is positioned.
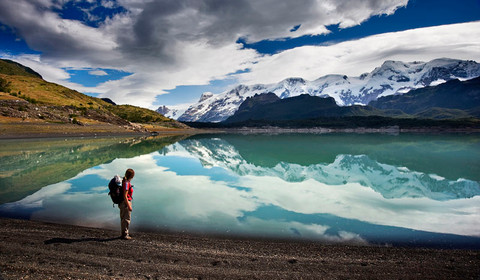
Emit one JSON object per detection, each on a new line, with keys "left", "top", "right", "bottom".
{"left": 1, "top": 121, "right": 480, "bottom": 140}
{"left": 0, "top": 217, "right": 479, "bottom": 279}
{"left": 215, "top": 126, "right": 480, "bottom": 134}
{"left": 0, "top": 121, "right": 202, "bottom": 139}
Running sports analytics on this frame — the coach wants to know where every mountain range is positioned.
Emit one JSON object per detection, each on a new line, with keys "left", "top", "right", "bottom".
{"left": 156, "top": 105, "right": 185, "bottom": 120}
{"left": 223, "top": 76, "right": 480, "bottom": 123}
{"left": 369, "top": 76, "right": 480, "bottom": 118}
{"left": 176, "top": 58, "right": 480, "bottom": 122}
{"left": 224, "top": 93, "right": 380, "bottom": 123}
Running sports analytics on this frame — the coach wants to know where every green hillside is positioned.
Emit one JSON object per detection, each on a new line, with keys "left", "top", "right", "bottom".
{"left": 0, "top": 59, "right": 188, "bottom": 132}
{"left": 0, "top": 59, "right": 42, "bottom": 78}
{"left": 108, "top": 104, "right": 171, "bottom": 123}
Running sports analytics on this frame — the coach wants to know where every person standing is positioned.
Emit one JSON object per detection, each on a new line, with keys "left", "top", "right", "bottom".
{"left": 119, "top": 168, "right": 134, "bottom": 240}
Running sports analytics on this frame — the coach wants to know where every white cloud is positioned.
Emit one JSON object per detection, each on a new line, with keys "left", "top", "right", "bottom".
{"left": 93, "top": 40, "right": 259, "bottom": 107}
{"left": 88, "top": 69, "right": 108, "bottom": 76}
{"left": 0, "top": 0, "right": 410, "bottom": 108}
{"left": 0, "top": 1, "right": 119, "bottom": 64}
{"left": 2, "top": 1, "right": 479, "bottom": 110}
{"left": 237, "top": 21, "right": 480, "bottom": 84}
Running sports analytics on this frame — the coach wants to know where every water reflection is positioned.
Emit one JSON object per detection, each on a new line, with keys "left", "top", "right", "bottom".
{"left": 0, "top": 133, "right": 479, "bottom": 248}
{"left": 174, "top": 136, "right": 480, "bottom": 200}
{"left": 0, "top": 135, "right": 187, "bottom": 203}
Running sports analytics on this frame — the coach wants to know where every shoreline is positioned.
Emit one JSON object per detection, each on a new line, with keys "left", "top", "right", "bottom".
{"left": 215, "top": 126, "right": 480, "bottom": 135}
{"left": 0, "top": 122, "right": 208, "bottom": 139}
{"left": 1, "top": 217, "right": 479, "bottom": 279}
{"left": 1, "top": 124, "right": 479, "bottom": 140}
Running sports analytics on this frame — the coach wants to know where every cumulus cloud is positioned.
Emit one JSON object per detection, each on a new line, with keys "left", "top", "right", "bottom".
{"left": 9, "top": 1, "right": 479, "bottom": 109}
{"left": 116, "top": 0, "right": 408, "bottom": 47}
{"left": 0, "top": 0, "right": 119, "bottom": 65}
{"left": 237, "top": 21, "right": 480, "bottom": 84}
{"left": 0, "top": 0, "right": 411, "bottom": 108}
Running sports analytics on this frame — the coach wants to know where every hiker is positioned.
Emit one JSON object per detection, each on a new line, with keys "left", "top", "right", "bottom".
{"left": 119, "top": 168, "right": 134, "bottom": 240}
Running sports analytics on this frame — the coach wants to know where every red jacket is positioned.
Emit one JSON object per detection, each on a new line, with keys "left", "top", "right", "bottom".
{"left": 122, "top": 180, "right": 133, "bottom": 201}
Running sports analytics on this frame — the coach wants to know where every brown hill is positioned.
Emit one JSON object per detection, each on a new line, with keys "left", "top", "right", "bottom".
{"left": 0, "top": 59, "right": 189, "bottom": 136}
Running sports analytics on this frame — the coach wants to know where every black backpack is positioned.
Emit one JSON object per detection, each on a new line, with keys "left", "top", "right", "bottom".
{"left": 108, "top": 175, "right": 124, "bottom": 206}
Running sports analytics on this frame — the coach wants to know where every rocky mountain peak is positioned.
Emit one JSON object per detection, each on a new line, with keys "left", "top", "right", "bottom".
{"left": 199, "top": 92, "right": 214, "bottom": 103}
{"left": 177, "top": 58, "right": 480, "bottom": 122}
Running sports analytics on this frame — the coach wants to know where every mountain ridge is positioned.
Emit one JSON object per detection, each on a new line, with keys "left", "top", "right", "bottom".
{"left": 178, "top": 58, "right": 480, "bottom": 122}
{"left": 224, "top": 93, "right": 385, "bottom": 123}
{"left": 369, "top": 76, "right": 480, "bottom": 116}
{"left": 223, "top": 76, "right": 480, "bottom": 124}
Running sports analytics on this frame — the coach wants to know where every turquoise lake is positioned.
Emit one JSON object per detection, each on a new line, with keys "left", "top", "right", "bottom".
{"left": 1, "top": 133, "right": 479, "bottom": 248}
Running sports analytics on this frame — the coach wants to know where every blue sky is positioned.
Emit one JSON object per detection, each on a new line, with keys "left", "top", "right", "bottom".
{"left": 0, "top": 0, "right": 479, "bottom": 110}
{"left": 240, "top": 0, "right": 480, "bottom": 54}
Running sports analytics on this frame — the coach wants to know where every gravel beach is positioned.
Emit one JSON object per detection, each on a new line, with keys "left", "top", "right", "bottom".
{"left": 0, "top": 218, "right": 478, "bottom": 279}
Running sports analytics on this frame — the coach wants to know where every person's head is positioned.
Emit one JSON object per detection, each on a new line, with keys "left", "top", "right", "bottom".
{"left": 124, "top": 168, "right": 135, "bottom": 181}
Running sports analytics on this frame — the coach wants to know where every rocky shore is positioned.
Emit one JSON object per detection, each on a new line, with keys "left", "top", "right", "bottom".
{"left": 0, "top": 218, "right": 478, "bottom": 279}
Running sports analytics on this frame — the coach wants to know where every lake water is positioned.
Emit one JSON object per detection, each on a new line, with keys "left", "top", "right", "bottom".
{"left": 1, "top": 133, "right": 479, "bottom": 248}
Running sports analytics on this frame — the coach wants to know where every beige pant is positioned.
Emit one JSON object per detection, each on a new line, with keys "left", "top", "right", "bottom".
{"left": 119, "top": 200, "right": 132, "bottom": 236}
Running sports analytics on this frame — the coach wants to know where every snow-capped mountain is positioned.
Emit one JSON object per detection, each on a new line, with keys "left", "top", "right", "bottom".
{"left": 178, "top": 58, "right": 480, "bottom": 122}
{"left": 156, "top": 105, "right": 187, "bottom": 119}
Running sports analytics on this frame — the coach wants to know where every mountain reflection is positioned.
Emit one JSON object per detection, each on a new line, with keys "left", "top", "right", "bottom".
{"left": 1, "top": 133, "right": 479, "bottom": 248}
{"left": 167, "top": 135, "right": 480, "bottom": 201}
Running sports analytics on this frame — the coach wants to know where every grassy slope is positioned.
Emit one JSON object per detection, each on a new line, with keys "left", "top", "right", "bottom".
{"left": 0, "top": 59, "right": 187, "bottom": 132}
{"left": 0, "top": 59, "right": 42, "bottom": 78}
{"left": 107, "top": 104, "right": 187, "bottom": 128}
{"left": 1, "top": 73, "right": 109, "bottom": 108}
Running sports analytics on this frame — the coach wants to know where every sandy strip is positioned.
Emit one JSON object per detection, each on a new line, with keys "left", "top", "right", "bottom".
{"left": 0, "top": 218, "right": 478, "bottom": 279}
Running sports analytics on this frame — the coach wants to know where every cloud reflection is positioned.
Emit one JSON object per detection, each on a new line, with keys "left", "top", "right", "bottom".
{"left": 173, "top": 138, "right": 480, "bottom": 201}
{"left": 1, "top": 136, "right": 479, "bottom": 246}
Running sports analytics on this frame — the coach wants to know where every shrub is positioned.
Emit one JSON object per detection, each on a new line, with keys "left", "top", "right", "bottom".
{"left": 23, "top": 96, "right": 38, "bottom": 104}
{"left": 0, "top": 77, "right": 11, "bottom": 92}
